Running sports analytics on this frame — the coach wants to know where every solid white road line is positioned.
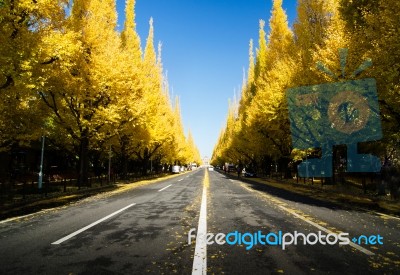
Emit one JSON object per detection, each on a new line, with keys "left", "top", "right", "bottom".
{"left": 158, "top": 184, "right": 172, "bottom": 192}
{"left": 192, "top": 171, "right": 208, "bottom": 275}
{"left": 51, "top": 203, "right": 136, "bottom": 245}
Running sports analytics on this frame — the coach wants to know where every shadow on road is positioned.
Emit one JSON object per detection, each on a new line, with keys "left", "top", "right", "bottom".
{"left": 214, "top": 170, "right": 397, "bottom": 216}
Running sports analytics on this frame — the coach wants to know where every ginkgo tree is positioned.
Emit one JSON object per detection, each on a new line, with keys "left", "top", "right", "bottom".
{"left": 213, "top": 0, "right": 400, "bottom": 179}
{"left": 339, "top": 0, "right": 400, "bottom": 164}
{"left": 246, "top": 0, "right": 295, "bottom": 176}
{"left": 0, "top": 0, "right": 69, "bottom": 151}
{"left": 186, "top": 130, "right": 202, "bottom": 165}
{"left": 127, "top": 18, "right": 175, "bottom": 174}
{"left": 213, "top": 0, "right": 295, "bottom": 176}
{"left": 0, "top": 0, "right": 201, "bottom": 185}
{"left": 109, "top": 0, "right": 147, "bottom": 179}
{"left": 37, "top": 0, "right": 125, "bottom": 186}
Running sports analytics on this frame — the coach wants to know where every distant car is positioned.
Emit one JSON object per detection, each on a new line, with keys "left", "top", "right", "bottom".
{"left": 172, "top": 165, "right": 180, "bottom": 173}
{"left": 243, "top": 168, "right": 257, "bottom": 177}
{"left": 208, "top": 165, "right": 214, "bottom": 171}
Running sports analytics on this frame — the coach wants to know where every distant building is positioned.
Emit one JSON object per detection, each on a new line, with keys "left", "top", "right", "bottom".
{"left": 202, "top": 156, "right": 210, "bottom": 166}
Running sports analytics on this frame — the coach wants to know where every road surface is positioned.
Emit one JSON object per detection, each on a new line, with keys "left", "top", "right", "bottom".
{"left": 0, "top": 168, "right": 399, "bottom": 274}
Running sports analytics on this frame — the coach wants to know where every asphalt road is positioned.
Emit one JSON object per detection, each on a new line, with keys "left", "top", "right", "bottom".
{"left": 0, "top": 168, "right": 399, "bottom": 274}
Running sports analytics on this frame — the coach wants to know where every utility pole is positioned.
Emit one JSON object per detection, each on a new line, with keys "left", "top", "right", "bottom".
{"left": 38, "top": 136, "right": 45, "bottom": 189}
{"left": 108, "top": 145, "right": 112, "bottom": 183}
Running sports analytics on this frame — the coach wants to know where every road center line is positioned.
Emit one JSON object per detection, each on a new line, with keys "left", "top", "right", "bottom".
{"left": 239, "top": 183, "right": 375, "bottom": 256}
{"left": 192, "top": 169, "right": 208, "bottom": 275}
{"left": 178, "top": 179, "right": 183, "bottom": 182}
{"left": 158, "top": 184, "right": 172, "bottom": 192}
{"left": 51, "top": 203, "right": 136, "bottom": 245}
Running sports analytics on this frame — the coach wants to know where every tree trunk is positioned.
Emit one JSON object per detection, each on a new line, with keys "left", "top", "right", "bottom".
{"left": 120, "top": 138, "right": 128, "bottom": 180}
{"left": 279, "top": 156, "right": 292, "bottom": 179}
{"left": 141, "top": 157, "right": 149, "bottom": 176}
{"left": 262, "top": 155, "right": 273, "bottom": 177}
{"left": 78, "top": 135, "right": 89, "bottom": 188}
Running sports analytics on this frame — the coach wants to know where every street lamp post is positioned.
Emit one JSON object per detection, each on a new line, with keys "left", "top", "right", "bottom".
{"left": 108, "top": 145, "right": 112, "bottom": 183}
{"left": 38, "top": 136, "right": 45, "bottom": 189}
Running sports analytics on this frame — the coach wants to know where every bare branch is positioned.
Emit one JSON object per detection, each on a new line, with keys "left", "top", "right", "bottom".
{"left": 41, "top": 56, "right": 59, "bottom": 65}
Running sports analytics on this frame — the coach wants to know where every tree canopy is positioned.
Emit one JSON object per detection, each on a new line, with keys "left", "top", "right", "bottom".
{"left": 212, "top": 0, "right": 400, "bottom": 175}
{"left": 0, "top": 0, "right": 201, "bottom": 184}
